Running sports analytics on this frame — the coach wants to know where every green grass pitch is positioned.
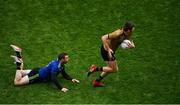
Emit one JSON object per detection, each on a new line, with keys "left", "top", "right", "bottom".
{"left": 0, "top": 0, "right": 179, "bottom": 104}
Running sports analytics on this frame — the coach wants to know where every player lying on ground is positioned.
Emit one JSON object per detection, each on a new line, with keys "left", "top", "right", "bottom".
{"left": 88, "top": 21, "right": 135, "bottom": 87}
{"left": 10, "top": 45, "right": 80, "bottom": 93}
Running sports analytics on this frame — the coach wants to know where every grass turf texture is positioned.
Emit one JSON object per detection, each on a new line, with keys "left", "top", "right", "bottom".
{"left": 0, "top": 0, "right": 179, "bottom": 104}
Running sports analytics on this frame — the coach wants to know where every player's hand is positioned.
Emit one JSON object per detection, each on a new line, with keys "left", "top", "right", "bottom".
{"left": 61, "top": 88, "right": 68, "bottom": 93}
{"left": 131, "top": 41, "right": 135, "bottom": 48}
{"left": 127, "top": 42, "right": 134, "bottom": 49}
{"left": 72, "top": 79, "right": 80, "bottom": 83}
{"left": 108, "top": 49, "right": 114, "bottom": 59}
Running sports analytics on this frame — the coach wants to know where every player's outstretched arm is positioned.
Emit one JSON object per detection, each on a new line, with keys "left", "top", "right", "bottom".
{"left": 61, "top": 69, "right": 80, "bottom": 83}
{"left": 51, "top": 72, "right": 68, "bottom": 93}
{"left": 101, "top": 34, "right": 114, "bottom": 58}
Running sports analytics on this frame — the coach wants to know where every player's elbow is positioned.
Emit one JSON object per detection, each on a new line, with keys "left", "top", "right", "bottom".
{"left": 101, "top": 34, "right": 108, "bottom": 42}
{"left": 51, "top": 76, "right": 57, "bottom": 82}
{"left": 101, "top": 35, "right": 105, "bottom": 41}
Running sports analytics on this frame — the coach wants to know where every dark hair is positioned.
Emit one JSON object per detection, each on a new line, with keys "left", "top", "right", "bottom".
{"left": 123, "top": 21, "right": 135, "bottom": 32}
{"left": 58, "top": 52, "right": 68, "bottom": 60}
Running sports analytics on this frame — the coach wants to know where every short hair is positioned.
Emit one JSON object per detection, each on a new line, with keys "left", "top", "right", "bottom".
{"left": 58, "top": 52, "right": 68, "bottom": 60}
{"left": 123, "top": 21, "right": 135, "bottom": 32}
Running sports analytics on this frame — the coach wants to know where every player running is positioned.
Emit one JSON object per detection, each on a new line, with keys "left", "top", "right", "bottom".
{"left": 88, "top": 21, "right": 135, "bottom": 87}
{"left": 10, "top": 45, "right": 80, "bottom": 93}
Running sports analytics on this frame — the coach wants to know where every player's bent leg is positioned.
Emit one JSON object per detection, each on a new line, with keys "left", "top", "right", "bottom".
{"left": 15, "top": 69, "right": 40, "bottom": 86}
{"left": 21, "top": 69, "right": 31, "bottom": 76}
{"left": 98, "top": 61, "right": 118, "bottom": 73}
{"left": 14, "top": 70, "right": 24, "bottom": 81}
{"left": 14, "top": 75, "right": 29, "bottom": 86}
{"left": 106, "top": 60, "right": 118, "bottom": 73}
{"left": 14, "top": 70, "right": 31, "bottom": 81}
{"left": 101, "top": 66, "right": 113, "bottom": 72}
{"left": 87, "top": 64, "right": 102, "bottom": 77}
{"left": 100, "top": 71, "right": 108, "bottom": 77}
{"left": 10, "top": 45, "right": 22, "bottom": 58}
{"left": 11, "top": 55, "right": 24, "bottom": 70}
{"left": 93, "top": 63, "right": 118, "bottom": 87}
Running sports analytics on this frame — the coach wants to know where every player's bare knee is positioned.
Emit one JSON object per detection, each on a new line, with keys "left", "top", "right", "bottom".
{"left": 108, "top": 67, "right": 114, "bottom": 72}
{"left": 108, "top": 67, "right": 115, "bottom": 73}
{"left": 110, "top": 66, "right": 118, "bottom": 73}
{"left": 114, "top": 66, "right": 119, "bottom": 72}
{"left": 14, "top": 80, "right": 20, "bottom": 86}
{"left": 14, "top": 78, "right": 24, "bottom": 86}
